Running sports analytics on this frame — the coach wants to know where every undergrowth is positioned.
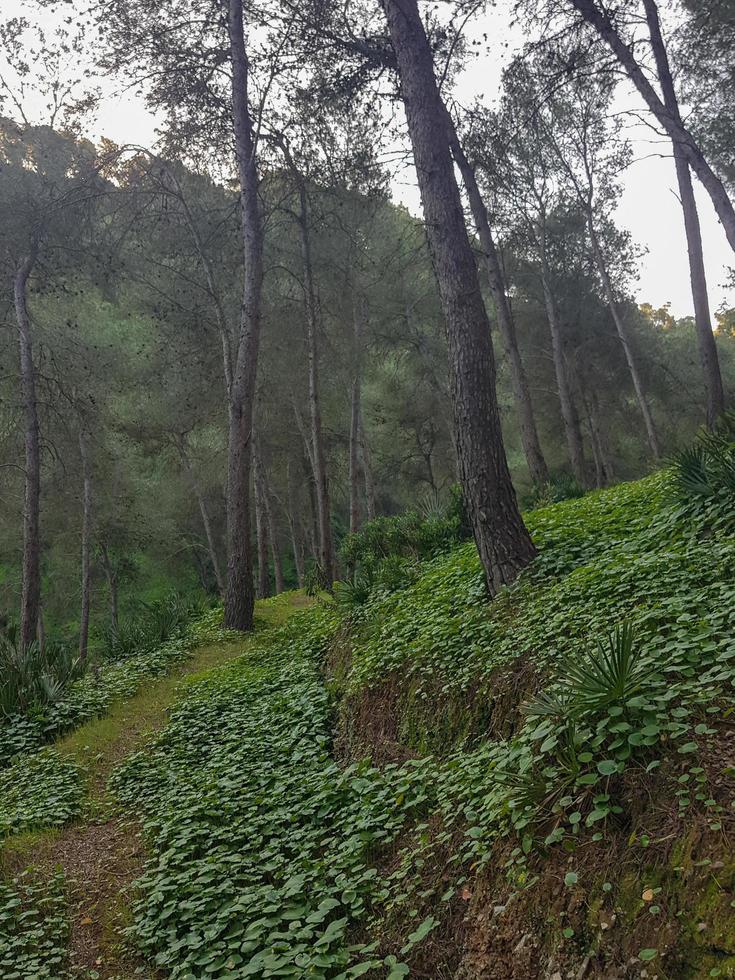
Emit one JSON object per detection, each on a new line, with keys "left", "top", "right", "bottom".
{"left": 4, "top": 460, "right": 735, "bottom": 976}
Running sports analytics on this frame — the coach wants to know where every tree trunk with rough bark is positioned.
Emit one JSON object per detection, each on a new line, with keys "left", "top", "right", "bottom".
{"left": 15, "top": 244, "right": 41, "bottom": 652}
{"left": 253, "top": 441, "right": 270, "bottom": 599}
{"left": 358, "top": 413, "right": 376, "bottom": 522}
{"left": 349, "top": 292, "right": 366, "bottom": 535}
{"left": 446, "top": 110, "right": 549, "bottom": 486}
{"left": 538, "top": 249, "right": 589, "bottom": 487}
{"left": 641, "top": 0, "right": 725, "bottom": 426}
{"left": 179, "top": 442, "right": 224, "bottom": 596}
{"left": 78, "top": 428, "right": 92, "bottom": 663}
{"left": 296, "top": 180, "right": 335, "bottom": 586}
{"left": 262, "top": 469, "right": 285, "bottom": 594}
{"left": 223, "top": 0, "right": 263, "bottom": 631}
{"left": 286, "top": 462, "right": 305, "bottom": 588}
{"left": 586, "top": 218, "right": 662, "bottom": 457}
{"left": 569, "top": 0, "right": 735, "bottom": 254}
{"left": 99, "top": 540, "right": 118, "bottom": 634}
{"left": 381, "top": 0, "right": 536, "bottom": 595}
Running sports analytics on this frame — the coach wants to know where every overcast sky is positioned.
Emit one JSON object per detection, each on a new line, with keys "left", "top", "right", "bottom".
{"left": 2, "top": 0, "right": 732, "bottom": 318}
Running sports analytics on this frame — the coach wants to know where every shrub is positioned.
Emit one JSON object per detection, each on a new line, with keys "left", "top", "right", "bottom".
{"left": 525, "top": 473, "right": 586, "bottom": 510}
{"left": 99, "top": 590, "right": 201, "bottom": 662}
{"left": 339, "top": 486, "right": 469, "bottom": 576}
{"left": 0, "top": 636, "right": 84, "bottom": 720}
{"left": 673, "top": 410, "right": 735, "bottom": 500}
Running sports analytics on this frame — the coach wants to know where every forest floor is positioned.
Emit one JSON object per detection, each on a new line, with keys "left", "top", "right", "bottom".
{"left": 0, "top": 594, "right": 310, "bottom": 980}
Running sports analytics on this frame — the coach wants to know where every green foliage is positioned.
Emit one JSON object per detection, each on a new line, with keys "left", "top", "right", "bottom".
{"left": 110, "top": 606, "right": 424, "bottom": 978}
{"left": 0, "top": 872, "right": 71, "bottom": 979}
{"left": 0, "top": 751, "right": 84, "bottom": 837}
{"left": 339, "top": 489, "right": 468, "bottom": 573}
{"left": 0, "top": 636, "right": 84, "bottom": 719}
{"left": 525, "top": 473, "right": 586, "bottom": 510}
{"left": 0, "top": 606, "right": 226, "bottom": 768}
{"left": 672, "top": 411, "right": 735, "bottom": 500}
{"left": 99, "top": 591, "right": 202, "bottom": 662}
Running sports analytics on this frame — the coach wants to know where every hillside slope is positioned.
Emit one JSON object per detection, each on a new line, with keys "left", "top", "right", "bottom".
{"left": 97, "top": 468, "right": 735, "bottom": 978}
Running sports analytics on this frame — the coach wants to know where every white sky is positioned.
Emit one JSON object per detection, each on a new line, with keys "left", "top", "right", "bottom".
{"left": 2, "top": 0, "right": 732, "bottom": 318}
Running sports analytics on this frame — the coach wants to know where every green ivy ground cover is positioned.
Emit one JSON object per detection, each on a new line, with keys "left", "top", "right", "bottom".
{"left": 110, "top": 607, "right": 434, "bottom": 979}
{"left": 4, "top": 474, "right": 734, "bottom": 976}
{"left": 106, "top": 471, "right": 735, "bottom": 977}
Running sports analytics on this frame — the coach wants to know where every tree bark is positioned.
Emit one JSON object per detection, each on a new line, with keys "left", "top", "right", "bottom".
{"left": 179, "top": 442, "right": 224, "bottom": 596}
{"left": 253, "top": 442, "right": 270, "bottom": 599}
{"left": 381, "top": 0, "right": 535, "bottom": 595}
{"left": 359, "top": 411, "right": 377, "bottom": 522}
{"left": 586, "top": 219, "right": 662, "bottom": 457}
{"left": 641, "top": 0, "right": 725, "bottom": 426}
{"left": 262, "top": 468, "right": 285, "bottom": 594}
{"left": 349, "top": 291, "right": 366, "bottom": 535}
{"left": 286, "top": 461, "right": 305, "bottom": 588}
{"left": 99, "top": 541, "right": 119, "bottom": 635}
{"left": 78, "top": 428, "right": 92, "bottom": 663}
{"left": 445, "top": 109, "right": 549, "bottom": 486}
{"left": 223, "top": 0, "right": 264, "bottom": 631}
{"left": 296, "top": 179, "right": 335, "bottom": 587}
{"left": 14, "top": 244, "right": 41, "bottom": 652}
{"left": 569, "top": 0, "right": 735, "bottom": 254}
{"left": 538, "top": 246, "right": 589, "bottom": 487}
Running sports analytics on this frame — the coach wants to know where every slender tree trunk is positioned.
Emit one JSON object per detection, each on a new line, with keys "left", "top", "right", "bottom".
{"left": 36, "top": 602, "right": 45, "bottom": 655}
{"left": 78, "top": 428, "right": 92, "bottom": 663}
{"left": 569, "top": 0, "right": 735, "bottom": 253}
{"left": 253, "top": 442, "right": 270, "bottom": 599}
{"left": 224, "top": 0, "right": 263, "bottom": 631}
{"left": 446, "top": 110, "right": 549, "bottom": 486}
{"left": 286, "top": 463, "right": 305, "bottom": 588}
{"left": 641, "top": 0, "right": 725, "bottom": 426}
{"left": 296, "top": 181, "right": 335, "bottom": 586}
{"left": 586, "top": 219, "right": 662, "bottom": 456}
{"left": 381, "top": 0, "right": 535, "bottom": 595}
{"left": 349, "top": 292, "right": 366, "bottom": 535}
{"left": 179, "top": 443, "right": 224, "bottom": 596}
{"left": 300, "top": 450, "right": 320, "bottom": 563}
{"left": 358, "top": 412, "right": 376, "bottom": 522}
{"left": 538, "top": 250, "right": 589, "bottom": 487}
{"left": 14, "top": 244, "right": 41, "bottom": 652}
{"left": 262, "top": 470, "right": 285, "bottom": 594}
{"left": 99, "top": 541, "right": 118, "bottom": 635}
{"left": 580, "top": 380, "right": 613, "bottom": 487}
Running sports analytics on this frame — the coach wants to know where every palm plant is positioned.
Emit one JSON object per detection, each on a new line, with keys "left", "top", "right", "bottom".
{"left": 0, "top": 635, "right": 84, "bottom": 718}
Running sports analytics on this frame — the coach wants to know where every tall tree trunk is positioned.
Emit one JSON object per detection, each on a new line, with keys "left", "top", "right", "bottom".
{"left": 253, "top": 442, "right": 270, "bottom": 599}
{"left": 586, "top": 219, "right": 662, "bottom": 456}
{"left": 445, "top": 110, "right": 549, "bottom": 486}
{"left": 381, "top": 0, "right": 535, "bottom": 595}
{"left": 262, "top": 469, "right": 285, "bottom": 594}
{"left": 78, "top": 428, "right": 92, "bottom": 663}
{"left": 569, "top": 0, "right": 735, "bottom": 254}
{"left": 179, "top": 444, "right": 224, "bottom": 596}
{"left": 36, "top": 601, "right": 45, "bottom": 655}
{"left": 286, "top": 462, "right": 305, "bottom": 588}
{"left": 358, "top": 412, "right": 376, "bottom": 522}
{"left": 296, "top": 180, "right": 335, "bottom": 586}
{"left": 223, "top": 0, "right": 263, "bottom": 631}
{"left": 99, "top": 540, "right": 118, "bottom": 634}
{"left": 579, "top": 379, "right": 614, "bottom": 487}
{"left": 538, "top": 250, "right": 589, "bottom": 487}
{"left": 15, "top": 244, "right": 41, "bottom": 652}
{"left": 641, "top": 0, "right": 725, "bottom": 426}
{"left": 349, "top": 292, "right": 366, "bottom": 535}
{"left": 301, "top": 450, "right": 320, "bottom": 563}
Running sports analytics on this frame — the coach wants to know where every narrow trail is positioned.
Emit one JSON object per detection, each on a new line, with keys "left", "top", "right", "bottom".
{"left": 0, "top": 595, "right": 308, "bottom": 979}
